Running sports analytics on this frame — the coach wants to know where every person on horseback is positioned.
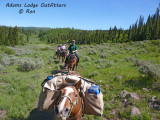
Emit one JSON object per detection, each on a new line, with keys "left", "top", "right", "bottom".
{"left": 64, "top": 40, "right": 79, "bottom": 67}
{"left": 56, "top": 45, "right": 61, "bottom": 55}
{"left": 60, "top": 43, "right": 66, "bottom": 54}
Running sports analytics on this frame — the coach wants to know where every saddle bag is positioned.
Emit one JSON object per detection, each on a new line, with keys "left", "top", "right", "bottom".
{"left": 38, "top": 73, "right": 104, "bottom": 116}
{"left": 38, "top": 88, "right": 59, "bottom": 111}
{"left": 84, "top": 85, "right": 104, "bottom": 116}
{"left": 38, "top": 74, "right": 67, "bottom": 111}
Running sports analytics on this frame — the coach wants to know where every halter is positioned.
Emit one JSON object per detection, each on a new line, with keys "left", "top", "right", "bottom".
{"left": 68, "top": 102, "right": 83, "bottom": 120}
{"left": 57, "top": 93, "right": 78, "bottom": 118}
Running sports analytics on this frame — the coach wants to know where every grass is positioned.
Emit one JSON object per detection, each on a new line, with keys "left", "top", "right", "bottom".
{"left": 0, "top": 39, "right": 160, "bottom": 120}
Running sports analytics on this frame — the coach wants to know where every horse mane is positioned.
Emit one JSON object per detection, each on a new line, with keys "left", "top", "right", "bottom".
{"left": 70, "top": 54, "right": 75, "bottom": 59}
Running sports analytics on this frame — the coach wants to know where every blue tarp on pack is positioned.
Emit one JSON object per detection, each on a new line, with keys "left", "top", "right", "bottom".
{"left": 88, "top": 85, "right": 100, "bottom": 95}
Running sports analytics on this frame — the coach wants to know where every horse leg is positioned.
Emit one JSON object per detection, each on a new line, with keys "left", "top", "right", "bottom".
{"left": 72, "top": 64, "right": 75, "bottom": 71}
{"left": 63, "top": 57, "right": 65, "bottom": 62}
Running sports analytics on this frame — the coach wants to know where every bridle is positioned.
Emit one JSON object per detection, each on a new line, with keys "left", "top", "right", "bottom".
{"left": 56, "top": 88, "right": 83, "bottom": 119}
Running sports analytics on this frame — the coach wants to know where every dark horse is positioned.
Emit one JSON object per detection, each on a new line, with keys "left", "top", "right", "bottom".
{"left": 56, "top": 50, "right": 61, "bottom": 60}
{"left": 67, "top": 53, "right": 78, "bottom": 72}
{"left": 55, "top": 80, "right": 83, "bottom": 120}
{"left": 60, "top": 50, "right": 67, "bottom": 62}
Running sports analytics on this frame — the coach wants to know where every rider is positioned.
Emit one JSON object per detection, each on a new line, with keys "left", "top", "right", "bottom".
{"left": 60, "top": 43, "right": 66, "bottom": 54}
{"left": 64, "top": 40, "right": 79, "bottom": 67}
{"left": 56, "top": 45, "right": 61, "bottom": 55}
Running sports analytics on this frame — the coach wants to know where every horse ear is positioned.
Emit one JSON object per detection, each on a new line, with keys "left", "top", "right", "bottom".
{"left": 75, "top": 80, "right": 81, "bottom": 89}
{"left": 62, "top": 77, "right": 67, "bottom": 84}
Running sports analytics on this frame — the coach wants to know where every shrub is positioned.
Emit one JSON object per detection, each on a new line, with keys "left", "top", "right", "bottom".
{"left": 125, "top": 57, "right": 129, "bottom": 62}
{"left": 134, "top": 59, "right": 141, "bottom": 66}
{"left": 89, "top": 45, "right": 95, "bottom": 48}
{"left": 0, "top": 55, "right": 11, "bottom": 66}
{"left": 35, "top": 58, "right": 44, "bottom": 68}
{"left": 50, "top": 47, "right": 55, "bottom": 50}
{"left": 138, "top": 61, "right": 160, "bottom": 79}
{"left": 100, "top": 53, "right": 107, "bottom": 59}
{"left": 0, "top": 56, "right": 2, "bottom": 61}
{"left": 83, "top": 46, "right": 88, "bottom": 49}
{"left": 83, "top": 56, "right": 90, "bottom": 61}
{"left": 95, "top": 59, "right": 107, "bottom": 64}
{"left": 99, "top": 47, "right": 104, "bottom": 52}
{"left": 97, "top": 63, "right": 106, "bottom": 69}
{"left": 9, "top": 55, "right": 20, "bottom": 65}
{"left": 129, "top": 57, "right": 135, "bottom": 62}
{"left": 133, "top": 59, "right": 160, "bottom": 79}
{"left": 141, "top": 49, "right": 147, "bottom": 53}
{"left": 19, "top": 57, "right": 44, "bottom": 71}
{"left": 40, "top": 47, "right": 50, "bottom": 51}
{"left": 1, "top": 46, "right": 15, "bottom": 55}
{"left": 19, "top": 58, "right": 36, "bottom": 71}
{"left": 109, "top": 50, "right": 117, "bottom": 55}
{"left": 8, "top": 47, "right": 33, "bottom": 56}
{"left": 150, "top": 40, "right": 160, "bottom": 46}
{"left": 79, "top": 46, "right": 84, "bottom": 50}
{"left": 0, "top": 64, "right": 4, "bottom": 71}
{"left": 87, "top": 48, "right": 97, "bottom": 55}
{"left": 145, "top": 46, "right": 158, "bottom": 53}
{"left": 106, "top": 61, "right": 114, "bottom": 67}
{"left": 48, "top": 56, "right": 54, "bottom": 64}
{"left": 89, "top": 71, "right": 100, "bottom": 77}
{"left": 97, "top": 45, "right": 105, "bottom": 50}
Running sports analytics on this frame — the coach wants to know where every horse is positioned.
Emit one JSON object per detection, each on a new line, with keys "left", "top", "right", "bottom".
{"left": 60, "top": 50, "right": 67, "bottom": 62}
{"left": 67, "top": 53, "right": 78, "bottom": 72}
{"left": 56, "top": 50, "right": 61, "bottom": 60}
{"left": 55, "top": 80, "right": 83, "bottom": 120}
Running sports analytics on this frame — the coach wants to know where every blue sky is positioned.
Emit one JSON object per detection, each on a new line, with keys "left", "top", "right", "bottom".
{"left": 0, "top": 0, "right": 159, "bottom": 30}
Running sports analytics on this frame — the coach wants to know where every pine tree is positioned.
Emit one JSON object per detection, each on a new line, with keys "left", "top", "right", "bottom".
{"left": 0, "top": 26, "right": 7, "bottom": 45}
{"left": 152, "top": 8, "right": 159, "bottom": 39}
{"left": 137, "top": 15, "right": 144, "bottom": 41}
{"left": 113, "top": 26, "right": 117, "bottom": 43}
{"left": 27, "top": 35, "right": 29, "bottom": 42}
{"left": 145, "top": 15, "right": 152, "bottom": 40}
{"left": 19, "top": 35, "right": 24, "bottom": 45}
{"left": 13, "top": 26, "right": 19, "bottom": 45}
{"left": 8, "top": 27, "right": 14, "bottom": 46}
{"left": 128, "top": 25, "right": 132, "bottom": 42}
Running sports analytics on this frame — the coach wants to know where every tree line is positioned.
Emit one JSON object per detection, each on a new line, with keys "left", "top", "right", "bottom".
{"left": 0, "top": 26, "right": 34, "bottom": 46}
{"left": 0, "top": 26, "right": 20, "bottom": 46}
{"left": 39, "top": 5, "right": 160, "bottom": 44}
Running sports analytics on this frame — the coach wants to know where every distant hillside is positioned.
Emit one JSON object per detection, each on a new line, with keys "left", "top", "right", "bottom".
{"left": 18, "top": 27, "right": 51, "bottom": 31}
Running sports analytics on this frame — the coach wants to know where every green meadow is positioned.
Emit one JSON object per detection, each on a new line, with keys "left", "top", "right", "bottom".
{"left": 0, "top": 36, "right": 160, "bottom": 120}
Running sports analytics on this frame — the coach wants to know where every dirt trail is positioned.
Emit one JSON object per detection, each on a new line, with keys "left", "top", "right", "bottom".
{"left": 0, "top": 109, "right": 7, "bottom": 120}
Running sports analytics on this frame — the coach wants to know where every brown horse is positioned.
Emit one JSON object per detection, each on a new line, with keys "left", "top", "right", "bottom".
{"left": 67, "top": 53, "right": 77, "bottom": 72}
{"left": 56, "top": 50, "right": 61, "bottom": 60}
{"left": 60, "top": 50, "right": 67, "bottom": 62}
{"left": 55, "top": 80, "right": 83, "bottom": 120}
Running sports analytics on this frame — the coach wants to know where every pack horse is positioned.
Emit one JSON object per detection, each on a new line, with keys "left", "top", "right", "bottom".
{"left": 55, "top": 80, "right": 83, "bottom": 120}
